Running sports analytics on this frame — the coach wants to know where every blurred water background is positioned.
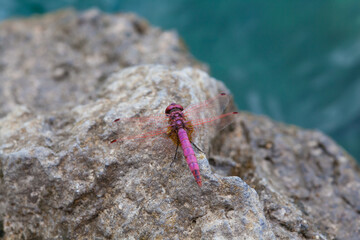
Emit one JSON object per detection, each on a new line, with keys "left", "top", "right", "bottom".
{"left": 1, "top": 0, "right": 359, "bottom": 162}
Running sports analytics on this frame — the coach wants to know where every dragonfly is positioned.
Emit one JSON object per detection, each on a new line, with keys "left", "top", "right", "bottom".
{"left": 110, "top": 93, "right": 238, "bottom": 187}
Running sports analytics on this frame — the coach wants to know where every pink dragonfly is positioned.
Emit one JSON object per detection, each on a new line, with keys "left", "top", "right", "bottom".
{"left": 110, "top": 93, "right": 238, "bottom": 187}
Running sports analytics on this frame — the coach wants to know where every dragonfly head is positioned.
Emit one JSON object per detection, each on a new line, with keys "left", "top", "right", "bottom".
{"left": 165, "top": 103, "right": 184, "bottom": 114}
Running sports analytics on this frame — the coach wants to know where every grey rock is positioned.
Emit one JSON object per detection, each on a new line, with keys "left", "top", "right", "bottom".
{"left": 1, "top": 9, "right": 360, "bottom": 240}
{"left": 1, "top": 64, "right": 274, "bottom": 240}
{"left": 217, "top": 115, "right": 360, "bottom": 239}
{"left": 0, "top": 9, "right": 206, "bottom": 118}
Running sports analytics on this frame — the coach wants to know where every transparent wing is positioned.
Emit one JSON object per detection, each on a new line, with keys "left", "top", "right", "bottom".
{"left": 109, "top": 115, "right": 169, "bottom": 143}
{"left": 191, "top": 112, "right": 239, "bottom": 133}
{"left": 184, "top": 93, "right": 230, "bottom": 120}
{"left": 183, "top": 93, "right": 238, "bottom": 135}
{"left": 109, "top": 93, "right": 237, "bottom": 144}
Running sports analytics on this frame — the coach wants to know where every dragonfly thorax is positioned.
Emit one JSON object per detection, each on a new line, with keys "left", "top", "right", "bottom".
{"left": 166, "top": 108, "right": 186, "bottom": 130}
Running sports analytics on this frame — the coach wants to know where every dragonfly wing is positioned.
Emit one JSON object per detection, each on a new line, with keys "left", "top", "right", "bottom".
{"left": 184, "top": 93, "right": 237, "bottom": 133}
{"left": 109, "top": 115, "right": 169, "bottom": 143}
{"left": 184, "top": 93, "right": 237, "bottom": 131}
{"left": 191, "top": 111, "right": 239, "bottom": 133}
{"left": 183, "top": 93, "right": 231, "bottom": 121}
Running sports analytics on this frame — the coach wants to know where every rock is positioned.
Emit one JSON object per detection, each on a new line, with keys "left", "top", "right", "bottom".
{"left": 0, "top": 64, "right": 275, "bottom": 240}
{"left": 1, "top": 9, "right": 360, "bottom": 240}
{"left": 220, "top": 116, "right": 360, "bottom": 240}
{"left": 0, "top": 9, "right": 206, "bottom": 118}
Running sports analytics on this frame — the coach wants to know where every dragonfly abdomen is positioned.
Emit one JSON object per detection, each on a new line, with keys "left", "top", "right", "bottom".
{"left": 178, "top": 128, "right": 202, "bottom": 187}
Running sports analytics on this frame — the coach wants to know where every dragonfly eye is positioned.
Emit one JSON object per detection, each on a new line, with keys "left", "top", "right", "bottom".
{"left": 165, "top": 103, "right": 184, "bottom": 114}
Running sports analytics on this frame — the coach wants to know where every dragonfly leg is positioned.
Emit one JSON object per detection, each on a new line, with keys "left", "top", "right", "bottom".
{"left": 191, "top": 141, "right": 205, "bottom": 154}
{"left": 170, "top": 143, "right": 180, "bottom": 167}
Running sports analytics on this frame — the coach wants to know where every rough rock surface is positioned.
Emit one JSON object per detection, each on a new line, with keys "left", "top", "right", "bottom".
{"left": 0, "top": 9, "right": 206, "bottom": 118}
{"left": 1, "top": 9, "right": 360, "bottom": 240}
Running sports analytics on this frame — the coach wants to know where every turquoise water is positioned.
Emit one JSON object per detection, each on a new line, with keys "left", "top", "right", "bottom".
{"left": 1, "top": 1, "right": 360, "bottom": 162}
